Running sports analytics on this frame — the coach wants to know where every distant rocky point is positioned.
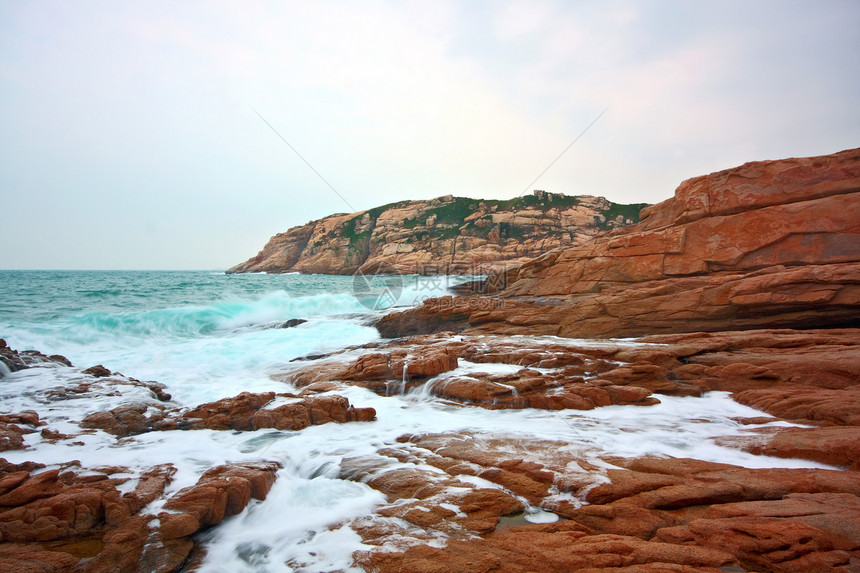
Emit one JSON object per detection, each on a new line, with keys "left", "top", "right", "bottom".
{"left": 227, "top": 191, "right": 649, "bottom": 275}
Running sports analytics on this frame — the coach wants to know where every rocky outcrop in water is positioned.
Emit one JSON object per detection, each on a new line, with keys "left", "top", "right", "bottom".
{"left": 285, "top": 328, "right": 860, "bottom": 466}
{"left": 281, "top": 328, "right": 860, "bottom": 572}
{"left": 0, "top": 460, "right": 280, "bottom": 573}
{"left": 0, "top": 339, "right": 73, "bottom": 377}
{"left": 80, "top": 391, "right": 376, "bottom": 436}
{"left": 0, "top": 351, "right": 377, "bottom": 571}
{"left": 354, "top": 445, "right": 860, "bottom": 572}
{"left": 378, "top": 147, "right": 860, "bottom": 338}
{"left": 227, "top": 192, "right": 648, "bottom": 275}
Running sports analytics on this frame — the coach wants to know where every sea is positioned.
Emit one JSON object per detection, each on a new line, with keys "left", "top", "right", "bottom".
{"left": 0, "top": 270, "right": 832, "bottom": 572}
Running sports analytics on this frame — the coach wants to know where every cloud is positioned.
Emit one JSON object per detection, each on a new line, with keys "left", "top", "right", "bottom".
{"left": 0, "top": 0, "right": 857, "bottom": 269}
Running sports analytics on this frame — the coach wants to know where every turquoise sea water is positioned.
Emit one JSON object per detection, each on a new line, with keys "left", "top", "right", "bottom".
{"left": 0, "top": 270, "right": 452, "bottom": 403}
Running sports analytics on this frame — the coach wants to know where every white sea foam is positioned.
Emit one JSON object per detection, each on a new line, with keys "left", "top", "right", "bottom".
{"left": 0, "top": 363, "right": 836, "bottom": 571}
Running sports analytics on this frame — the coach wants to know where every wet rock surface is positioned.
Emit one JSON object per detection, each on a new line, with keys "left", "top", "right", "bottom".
{"left": 284, "top": 328, "right": 859, "bottom": 421}
{"left": 0, "top": 351, "right": 375, "bottom": 572}
{"left": 347, "top": 433, "right": 860, "bottom": 572}
{"left": 1, "top": 339, "right": 73, "bottom": 376}
{"left": 277, "top": 325, "right": 860, "bottom": 571}
{"left": 3, "top": 326, "right": 841, "bottom": 573}
{"left": 81, "top": 391, "right": 376, "bottom": 436}
{"left": 0, "top": 461, "right": 279, "bottom": 573}
{"left": 285, "top": 334, "right": 666, "bottom": 409}
{"left": 276, "top": 319, "right": 860, "bottom": 571}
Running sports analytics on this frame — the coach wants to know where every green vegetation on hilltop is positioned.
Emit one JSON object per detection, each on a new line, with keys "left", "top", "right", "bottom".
{"left": 422, "top": 197, "right": 479, "bottom": 225}
{"left": 333, "top": 193, "right": 647, "bottom": 246}
{"left": 487, "top": 193, "right": 580, "bottom": 211}
{"left": 337, "top": 200, "right": 411, "bottom": 245}
{"left": 400, "top": 193, "right": 582, "bottom": 229}
{"left": 597, "top": 202, "right": 649, "bottom": 229}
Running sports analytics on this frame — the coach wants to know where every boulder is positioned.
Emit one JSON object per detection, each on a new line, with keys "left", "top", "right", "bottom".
{"left": 176, "top": 392, "right": 376, "bottom": 431}
{"left": 81, "top": 392, "right": 376, "bottom": 436}
{"left": 163, "top": 462, "right": 281, "bottom": 529}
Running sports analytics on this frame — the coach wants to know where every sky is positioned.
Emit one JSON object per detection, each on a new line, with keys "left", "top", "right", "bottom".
{"left": 1, "top": 0, "right": 858, "bottom": 270}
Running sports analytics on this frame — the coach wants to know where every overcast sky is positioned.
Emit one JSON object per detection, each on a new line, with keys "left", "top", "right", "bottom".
{"left": 1, "top": 0, "right": 858, "bottom": 270}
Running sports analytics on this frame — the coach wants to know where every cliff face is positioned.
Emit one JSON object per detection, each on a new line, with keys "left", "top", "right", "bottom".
{"left": 227, "top": 193, "right": 648, "bottom": 275}
{"left": 378, "top": 147, "right": 860, "bottom": 338}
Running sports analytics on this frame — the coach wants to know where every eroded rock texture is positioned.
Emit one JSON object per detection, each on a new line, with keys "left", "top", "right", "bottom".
{"left": 379, "top": 147, "right": 860, "bottom": 338}
{"left": 227, "top": 193, "right": 647, "bottom": 275}
{"left": 0, "top": 461, "right": 280, "bottom": 573}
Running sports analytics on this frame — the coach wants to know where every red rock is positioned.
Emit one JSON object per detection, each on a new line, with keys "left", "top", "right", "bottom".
{"left": 177, "top": 392, "right": 375, "bottom": 431}
{"left": 1, "top": 344, "right": 73, "bottom": 372}
{"left": 249, "top": 401, "right": 311, "bottom": 430}
{"left": 0, "top": 547, "right": 79, "bottom": 572}
{"left": 0, "top": 428, "right": 26, "bottom": 451}
{"left": 0, "top": 340, "right": 29, "bottom": 375}
{"left": 558, "top": 456, "right": 860, "bottom": 543}
{"left": 720, "top": 426, "right": 860, "bottom": 470}
{"left": 179, "top": 391, "right": 274, "bottom": 430}
{"left": 585, "top": 470, "right": 682, "bottom": 505}
{"left": 0, "top": 469, "right": 62, "bottom": 506}
{"left": 0, "top": 470, "right": 29, "bottom": 496}
{"left": 643, "top": 328, "right": 860, "bottom": 394}
{"left": 81, "top": 402, "right": 163, "bottom": 437}
{"left": 348, "top": 433, "right": 860, "bottom": 571}
{"left": 39, "top": 428, "right": 73, "bottom": 441}
{"left": 733, "top": 385, "right": 860, "bottom": 426}
{"left": 126, "top": 464, "right": 176, "bottom": 508}
{"left": 82, "top": 365, "right": 112, "bottom": 378}
{"left": 0, "top": 411, "right": 40, "bottom": 427}
{"left": 138, "top": 537, "right": 195, "bottom": 573}
{"left": 287, "top": 336, "right": 662, "bottom": 410}
{"left": 597, "top": 363, "right": 700, "bottom": 397}
{"left": 361, "top": 529, "right": 736, "bottom": 573}
{"left": 0, "top": 479, "right": 125, "bottom": 543}
{"left": 349, "top": 404, "right": 378, "bottom": 422}
{"left": 0, "top": 410, "right": 42, "bottom": 452}
{"left": 703, "top": 492, "right": 860, "bottom": 544}
{"left": 640, "top": 147, "right": 860, "bottom": 228}
{"left": 0, "top": 461, "right": 282, "bottom": 573}
{"left": 163, "top": 462, "right": 280, "bottom": 529}
{"left": 401, "top": 348, "right": 459, "bottom": 378}
{"left": 681, "top": 515, "right": 854, "bottom": 572}
{"left": 0, "top": 459, "right": 45, "bottom": 474}
{"left": 83, "top": 515, "right": 150, "bottom": 573}
{"left": 337, "top": 347, "right": 459, "bottom": 385}
{"left": 158, "top": 511, "right": 201, "bottom": 540}
{"left": 80, "top": 391, "right": 377, "bottom": 436}
{"left": 378, "top": 148, "right": 860, "bottom": 339}
{"left": 47, "top": 354, "right": 73, "bottom": 367}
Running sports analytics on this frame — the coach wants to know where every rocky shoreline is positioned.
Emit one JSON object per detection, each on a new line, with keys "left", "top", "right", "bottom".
{"left": 2, "top": 325, "right": 858, "bottom": 572}
{"left": 1, "top": 147, "right": 859, "bottom": 572}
